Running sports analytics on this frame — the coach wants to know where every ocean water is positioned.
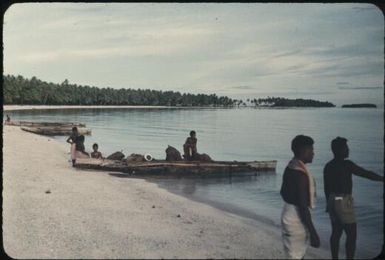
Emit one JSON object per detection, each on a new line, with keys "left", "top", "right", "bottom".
{"left": 5, "top": 107, "right": 383, "bottom": 258}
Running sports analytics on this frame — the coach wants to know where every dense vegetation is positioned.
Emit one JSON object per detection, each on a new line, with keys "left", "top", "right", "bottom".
{"left": 342, "top": 103, "right": 377, "bottom": 108}
{"left": 3, "top": 74, "right": 336, "bottom": 108}
{"left": 3, "top": 75, "right": 236, "bottom": 107}
{"left": 248, "top": 97, "right": 335, "bottom": 107}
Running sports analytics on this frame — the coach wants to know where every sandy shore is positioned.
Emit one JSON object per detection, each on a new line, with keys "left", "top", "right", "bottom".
{"left": 3, "top": 125, "right": 328, "bottom": 259}
{"left": 3, "top": 105, "right": 173, "bottom": 111}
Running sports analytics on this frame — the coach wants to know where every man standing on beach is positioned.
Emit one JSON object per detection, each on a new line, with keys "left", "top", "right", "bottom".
{"left": 280, "top": 135, "right": 320, "bottom": 259}
{"left": 324, "top": 137, "right": 383, "bottom": 259}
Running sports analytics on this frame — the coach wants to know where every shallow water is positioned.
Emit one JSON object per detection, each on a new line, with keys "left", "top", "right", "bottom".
{"left": 6, "top": 107, "right": 383, "bottom": 258}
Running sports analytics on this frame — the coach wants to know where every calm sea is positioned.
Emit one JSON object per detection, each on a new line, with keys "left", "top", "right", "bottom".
{"left": 5, "top": 107, "right": 383, "bottom": 258}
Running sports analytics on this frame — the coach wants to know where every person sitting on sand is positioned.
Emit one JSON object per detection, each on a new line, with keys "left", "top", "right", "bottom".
{"left": 91, "top": 143, "right": 103, "bottom": 159}
{"left": 67, "top": 127, "right": 79, "bottom": 166}
{"left": 4, "top": 115, "right": 11, "bottom": 125}
{"left": 75, "top": 135, "right": 90, "bottom": 158}
{"left": 183, "top": 130, "right": 198, "bottom": 161}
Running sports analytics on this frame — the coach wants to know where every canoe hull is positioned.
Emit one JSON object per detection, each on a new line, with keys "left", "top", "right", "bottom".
{"left": 75, "top": 158, "right": 277, "bottom": 177}
{"left": 8, "top": 120, "right": 86, "bottom": 127}
{"left": 21, "top": 127, "right": 91, "bottom": 136}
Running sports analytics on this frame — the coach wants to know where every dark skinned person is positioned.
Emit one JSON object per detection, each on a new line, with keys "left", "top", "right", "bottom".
{"left": 324, "top": 137, "right": 383, "bottom": 260}
{"left": 280, "top": 135, "right": 320, "bottom": 259}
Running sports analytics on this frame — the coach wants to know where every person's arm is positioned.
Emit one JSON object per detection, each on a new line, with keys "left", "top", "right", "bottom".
{"left": 323, "top": 165, "right": 330, "bottom": 212}
{"left": 297, "top": 175, "right": 320, "bottom": 248}
{"left": 66, "top": 136, "right": 73, "bottom": 144}
{"left": 349, "top": 160, "right": 383, "bottom": 182}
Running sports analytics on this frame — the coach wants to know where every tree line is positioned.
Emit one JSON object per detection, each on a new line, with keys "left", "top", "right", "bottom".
{"left": 247, "top": 97, "right": 335, "bottom": 107}
{"left": 3, "top": 75, "right": 236, "bottom": 107}
{"left": 3, "top": 74, "right": 335, "bottom": 107}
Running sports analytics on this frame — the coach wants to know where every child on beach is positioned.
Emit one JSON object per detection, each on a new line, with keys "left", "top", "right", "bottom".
{"left": 66, "top": 127, "right": 79, "bottom": 166}
{"left": 91, "top": 143, "right": 103, "bottom": 159}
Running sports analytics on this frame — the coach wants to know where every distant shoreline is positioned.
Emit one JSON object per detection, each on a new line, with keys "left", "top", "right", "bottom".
{"left": 3, "top": 104, "right": 380, "bottom": 112}
{"left": 342, "top": 103, "right": 377, "bottom": 108}
{"left": 3, "top": 105, "right": 175, "bottom": 111}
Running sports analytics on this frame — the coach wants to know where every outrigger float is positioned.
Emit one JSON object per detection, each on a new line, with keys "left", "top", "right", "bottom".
{"left": 74, "top": 158, "right": 277, "bottom": 176}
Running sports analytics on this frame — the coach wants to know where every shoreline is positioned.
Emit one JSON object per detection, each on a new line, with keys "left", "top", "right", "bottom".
{"left": 2, "top": 125, "right": 291, "bottom": 258}
{"left": 3, "top": 125, "right": 329, "bottom": 258}
{"left": 4, "top": 105, "right": 381, "bottom": 112}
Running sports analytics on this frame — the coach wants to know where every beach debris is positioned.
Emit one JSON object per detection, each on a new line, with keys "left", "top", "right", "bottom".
{"left": 144, "top": 153, "right": 153, "bottom": 161}
{"left": 45, "top": 190, "right": 51, "bottom": 194}
{"left": 165, "top": 145, "right": 183, "bottom": 161}
{"left": 195, "top": 153, "right": 213, "bottom": 162}
{"left": 200, "top": 230, "right": 204, "bottom": 234}
{"left": 152, "top": 205, "right": 156, "bottom": 208}
{"left": 177, "top": 214, "right": 181, "bottom": 218}
{"left": 125, "top": 153, "right": 145, "bottom": 162}
{"left": 107, "top": 151, "right": 125, "bottom": 160}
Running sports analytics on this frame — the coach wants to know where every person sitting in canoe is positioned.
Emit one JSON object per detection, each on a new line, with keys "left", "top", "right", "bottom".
{"left": 183, "top": 130, "right": 197, "bottom": 161}
{"left": 91, "top": 143, "right": 103, "bottom": 159}
{"left": 67, "top": 127, "right": 79, "bottom": 166}
{"left": 75, "top": 135, "right": 90, "bottom": 158}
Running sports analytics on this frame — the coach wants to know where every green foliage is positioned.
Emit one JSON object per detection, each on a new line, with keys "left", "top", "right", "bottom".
{"left": 251, "top": 97, "right": 335, "bottom": 107}
{"left": 342, "top": 103, "right": 376, "bottom": 108}
{"left": 3, "top": 75, "right": 236, "bottom": 107}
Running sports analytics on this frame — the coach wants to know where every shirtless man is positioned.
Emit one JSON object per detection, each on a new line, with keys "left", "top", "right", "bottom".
{"left": 183, "top": 130, "right": 197, "bottom": 161}
{"left": 324, "top": 137, "right": 383, "bottom": 259}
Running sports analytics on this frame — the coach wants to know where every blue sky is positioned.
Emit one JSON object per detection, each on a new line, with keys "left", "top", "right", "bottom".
{"left": 4, "top": 3, "right": 384, "bottom": 105}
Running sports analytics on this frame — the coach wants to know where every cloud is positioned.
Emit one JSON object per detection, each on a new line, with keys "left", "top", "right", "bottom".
{"left": 231, "top": 85, "right": 255, "bottom": 90}
{"left": 3, "top": 3, "right": 384, "bottom": 106}
{"left": 338, "top": 86, "right": 381, "bottom": 90}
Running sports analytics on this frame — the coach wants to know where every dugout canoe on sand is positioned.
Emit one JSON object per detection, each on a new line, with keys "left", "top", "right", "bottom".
{"left": 74, "top": 158, "right": 277, "bottom": 176}
{"left": 8, "top": 120, "right": 86, "bottom": 127}
{"left": 21, "top": 126, "right": 91, "bottom": 136}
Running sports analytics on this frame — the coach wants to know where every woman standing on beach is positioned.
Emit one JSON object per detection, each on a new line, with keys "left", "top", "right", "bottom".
{"left": 66, "top": 127, "right": 79, "bottom": 166}
{"left": 280, "top": 135, "right": 320, "bottom": 259}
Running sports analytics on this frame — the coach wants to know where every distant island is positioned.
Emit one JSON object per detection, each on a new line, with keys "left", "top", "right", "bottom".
{"left": 4, "top": 74, "right": 335, "bottom": 108}
{"left": 342, "top": 103, "right": 377, "bottom": 108}
{"left": 248, "top": 97, "right": 335, "bottom": 108}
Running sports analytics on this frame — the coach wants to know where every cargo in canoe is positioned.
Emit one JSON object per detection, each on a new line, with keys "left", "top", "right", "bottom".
{"left": 8, "top": 120, "right": 86, "bottom": 127}
{"left": 74, "top": 158, "right": 277, "bottom": 177}
{"left": 21, "top": 126, "right": 91, "bottom": 136}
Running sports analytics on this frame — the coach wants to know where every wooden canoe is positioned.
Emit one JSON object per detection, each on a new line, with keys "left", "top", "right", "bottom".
{"left": 21, "top": 126, "right": 91, "bottom": 136}
{"left": 8, "top": 120, "right": 86, "bottom": 127}
{"left": 74, "top": 158, "right": 277, "bottom": 176}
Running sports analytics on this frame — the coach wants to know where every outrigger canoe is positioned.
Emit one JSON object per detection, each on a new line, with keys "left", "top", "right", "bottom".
{"left": 74, "top": 158, "right": 277, "bottom": 176}
{"left": 21, "top": 126, "right": 91, "bottom": 136}
{"left": 8, "top": 120, "right": 86, "bottom": 127}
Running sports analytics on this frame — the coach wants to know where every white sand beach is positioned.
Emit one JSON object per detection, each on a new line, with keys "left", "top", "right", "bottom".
{"left": 3, "top": 125, "right": 329, "bottom": 259}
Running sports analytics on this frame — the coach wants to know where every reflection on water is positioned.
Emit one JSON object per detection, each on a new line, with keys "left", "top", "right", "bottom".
{"left": 6, "top": 107, "right": 383, "bottom": 258}
{"left": 148, "top": 173, "right": 280, "bottom": 227}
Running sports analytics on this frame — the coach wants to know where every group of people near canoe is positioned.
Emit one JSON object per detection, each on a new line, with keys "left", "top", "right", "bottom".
{"left": 67, "top": 128, "right": 204, "bottom": 166}
{"left": 281, "top": 135, "right": 383, "bottom": 259}
{"left": 67, "top": 127, "right": 102, "bottom": 166}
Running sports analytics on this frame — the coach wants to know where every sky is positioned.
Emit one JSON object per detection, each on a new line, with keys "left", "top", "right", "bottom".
{"left": 3, "top": 3, "right": 384, "bottom": 105}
